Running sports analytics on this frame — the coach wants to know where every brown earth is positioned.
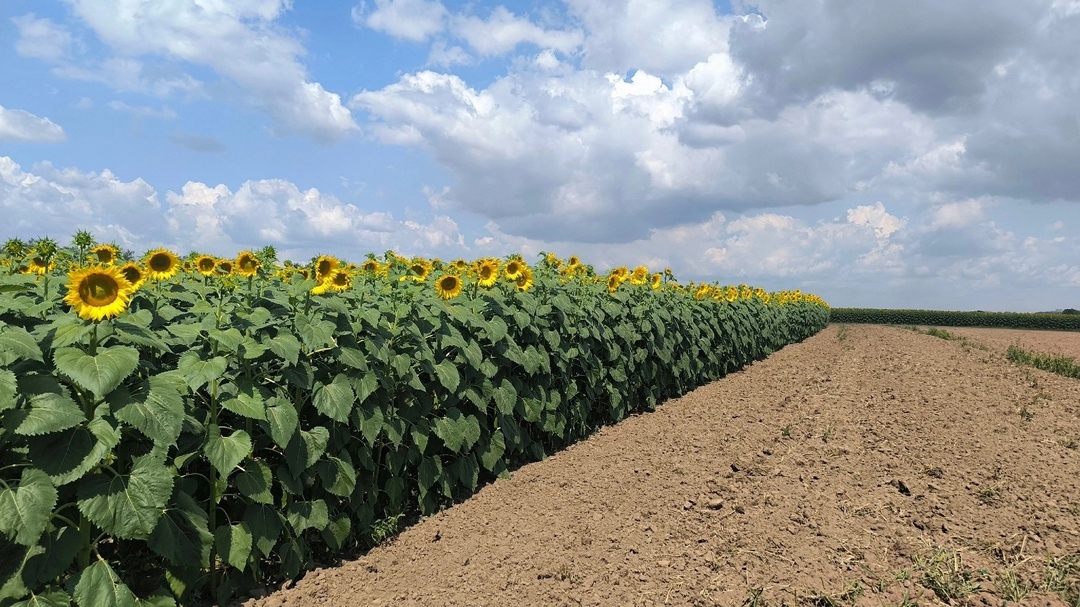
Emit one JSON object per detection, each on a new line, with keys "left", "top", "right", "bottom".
{"left": 245, "top": 324, "right": 1080, "bottom": 607}
{"left": 936, "top": 327, "right": 1080, "bottom": 360}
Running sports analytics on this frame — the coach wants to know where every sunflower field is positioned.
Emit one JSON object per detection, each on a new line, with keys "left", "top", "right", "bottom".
{"left": 0, "top": 233, "right": 829, "bottom": 606}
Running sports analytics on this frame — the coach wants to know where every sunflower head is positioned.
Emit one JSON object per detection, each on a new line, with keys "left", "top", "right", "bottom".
{"left": 409, "top": 260, "right": 431, "bottom": 281}
{"left": 64, "top": 264, "right": 135, "bottom": 322}
{"left": 118, "top": 262, "right": 146, "bottom": 289}
{"left": 92, "top": 244, "right": 118, "bottom": 265}
{"left": 329, "top": 269, "right": 351, "bottom": 291}
{"left": 477, "top": 261, "right": 499, "bottom": 288}
{"left": 144, "top": 248, "right": 180, "bottom": 281}
{"left": 629, "top": 265, "right": 649, "bottom": 285}
{"left": 314, "top": 255, "right": 339, "bottom": 281}
{"left": 235, "top": 251, "right": 260, "bottom": 278}
{"left": 360, "top": 259, "right": 381, "bottom": 275}
{"left": 217, "top": 260, "right": 234, "bottom": 276}
{"left": 503, "top": 260, "right": 524, "bottom": 280}
{"left": 515, "top": 267, "right": 534, "bottom": 292}
{"left": 436, "top": 273, "right": 463, "bottom": 300}
{"left": 195, "top": 255, "right": 216, "bottom": 276}
{"left": 606, "top": 273, "right": 622, "bottom": 293}
{"left": 28, "top": 256, "right": 54, "bottom": 276}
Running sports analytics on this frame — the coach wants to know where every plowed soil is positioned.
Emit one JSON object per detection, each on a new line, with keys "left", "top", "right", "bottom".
{"left": 245, "top": 324, "right": 1080, "bottom": 607}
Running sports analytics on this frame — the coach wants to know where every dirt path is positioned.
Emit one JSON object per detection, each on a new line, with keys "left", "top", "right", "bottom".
{"left": 245, "top": 325, "right": 1080, "bottom": 607}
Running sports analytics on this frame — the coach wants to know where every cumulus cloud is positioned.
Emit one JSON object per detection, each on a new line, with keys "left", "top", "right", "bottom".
{"left": 0, "top": 106, "right": 66, "bottom": 142}
{"left": 451, "top": 6, "right": 583, "bottom": 56}
{"left": 49, "top": 0, "right": 357, "bottom": 141}
{"left": 355, "top": 0, "right": 448, "bottom": 42}
{"left": 0, "top": 156, "right": 462, "bottom": 260}
{"left": 12, "top": 13, "right": 76, "bottom": 61}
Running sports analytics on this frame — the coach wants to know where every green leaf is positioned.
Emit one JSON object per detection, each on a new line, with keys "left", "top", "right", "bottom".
{"left": 0, "top": 325, "right": 43, "bottom": 365}
{"left": 235, "top": 460, "right": 273, "bottom": 505}
{"left": 214, "top": 523, "right": 252, "bottom": 571}
{"left": 285, "top": 500, "right": 328, "bottom": 534}
{"left": 321, "top": 514, "right": 351, "bottom": 551}
{"left": 5, "top": 392, "right": 84, "bottom": 436}
{"left": 175, "top": 354, "right": 227, "bottom": 391}
{"left": 208, "top": 328, "right": 243, "bottom": 353}
{"left": 336, "top": 347, "right": 368, "bottom": 371}
{"left": 21, "top": 526, "right": 80, "bottom": 592}
{"left": 434, "top": 360, "right": 460, "bottom": 392}
{"left": 493, "top": 380, "right": 517, "bottom": 415}
{"left": 149, "top": 490, "right": 211, "bottom": 567}
{"left": 0, "top": 370, "right": 17, "bottom": 413}
{"left": 109, "top": 375, "right": 184, "bottom": 446}
{"left": 285, "top": 427, "right": 328, "bottom": 476}
{"left": 484, "top": 317, "right": 508, "bottom": 344}
{"left": 28, "top": 417, "right": 119, "bottom": 485}
{"left": 264, "top": 397, "right": 298, "bottom": 448}
{"left": 72, "top": 559, "right": 137, "bottom": 607}
{"left": 353, "top": 402, "right": 383, "bottom": 447}
{"left": 243, "top": 504, "right": 282, "bottom": 558}
{"left": 295, "top": 314, "right": 336, "bottom": 350}
{"left": 312, "top": 374, "right": 354, "bottom": 423}
{"left": 479, "top": 430, "right": 506, "bottom": 472}
{"left": 237, "top": 336, "right": 268, "bottom": 360}
{"left": 219, "top": 388, "right": 266, "bottom": 421}
{"left": 203, "top": 424, "right": 250, "bottom": 476}
{"left": 452, "top": 453, "right": 479, "bottom": 491}
{"left": 53, "top": 346, "right": 139, "bottom": 397}
{"left": 418, "top": 456, "right": 441, "bottom": 490}
{"left": 354, "top": 371, "right": 379, "bottom": 404}
{"left": 112, "top": 319, "right": 171, "bottom": 353}
{"left": 0, "top": 469, "right": 57, "bottom": 546}
{"left": 316, "top": 456, "right": 356, "bottom": 497}
{"left": 265, "top": 332, "right": 301, "bottom": 367}
{"left": 77, "top": 457, "right": 174, "bottom": 540}
{"left": 12, "top": 587, "right": 72, "bottom": 607}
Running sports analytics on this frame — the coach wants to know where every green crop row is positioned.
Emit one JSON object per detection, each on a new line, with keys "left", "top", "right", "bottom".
{"left": 829, "top": 308, "right": 1080, "bottom": 331}
{"left": 0, "top": 251, "right": 828, "bottom": 607}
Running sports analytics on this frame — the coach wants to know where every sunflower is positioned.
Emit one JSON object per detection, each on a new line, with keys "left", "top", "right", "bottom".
{"left": 312, "top": 269, "right": 351, "bottom": 295}
{"left": 314, "top": 255, "right": 339, "bottom": 282}
{"left": 606, "top": 273, "right": 622, "bottom": 293}
{"left": 360, "top": 259, "right": 381, "bottom": 275}
{"left": 144, "top": 248, "right": 180, "bottom": 281}
{"left": 217, "top": 260, "right": 234, "bottom": 276}
{"left": 568, "top": 255, "right": 581, "bottom": 266}
{"left": 477, "top": 261, "right": 499, "bottom": 288}
{"left": 64, "top": 264, "right": 135, "bottom": 322}
{"left": 503, "top": 259, "right": 524, "bottom": 280}
{"left": 515, "top": 267, "right": 534, "bottom": 292}
{"left": 651, "top": 273, "right": 663, "bottom": 290}
{"left": 92, "top": 244, "right": 118, "bottom": 265}
{"left": 629, "top": 265, "right": 649, "bottom": 286}
{"left": 28, "top": 256, "right": 54, "bottom": 275}
{"left": 408, "top": 260, "right": 431, "bottom": 281}
{"left": 195, "top": 255, "right": 216, "bottom": 276}
{"left": 118, "top": 262, "right": 146, "bottom": 289}
{"left": 235, "top": 251, "right": 260, "bottom": 278}
{"left": 434, "top": 273, "right": 463, "bottom": 300}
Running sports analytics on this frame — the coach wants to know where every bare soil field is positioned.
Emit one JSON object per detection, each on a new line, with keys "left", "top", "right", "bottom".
{"left": 245, "top": 324, "right": 1080, "bottom": 607}
{"left": 937, "top": 327, "right": 1080, "bottom": 360}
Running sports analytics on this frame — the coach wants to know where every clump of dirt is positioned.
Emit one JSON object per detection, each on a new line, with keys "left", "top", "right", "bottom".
{"left": 245, "top": 325, "right": 1080, "bottom": 607}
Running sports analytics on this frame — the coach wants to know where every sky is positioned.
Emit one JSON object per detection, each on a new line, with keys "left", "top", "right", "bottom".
{"left": 2, "top": 0, "right": 1079, "bottom": 312}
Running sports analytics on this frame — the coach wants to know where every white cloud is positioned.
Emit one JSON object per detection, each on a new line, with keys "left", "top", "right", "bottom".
{"left": 0, "top": 106, "right": 66, "bottom": 142}
{"left": 356, "top": 0, "right": 448, "bottom": 42}
{"left": 451, "top": 6, "right": 583, "bottom": 56}
{"left": 107, "top": 101, "right": 178, "bottom": 120}
{"left": 61, "top": 0, "right": 357, "bottom": 141}
{"left": 927, "top": 198, "right": 987, "bottom": 230}
{"left": 12, "top": 13, "right": 75, "bottom": 61}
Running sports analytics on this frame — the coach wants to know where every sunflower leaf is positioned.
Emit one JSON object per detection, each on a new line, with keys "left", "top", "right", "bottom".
{"left": 0, "top": 469, "right": 57, "bottom": 546}
{"left": 28, "top": 417, "right": 120, "bottom": 486}
{"left": 0, "top": 325, "right": 43, "bottom": 365}
{"left": 213, "top": 523, "right": 253, "bottom": 572}
{"left": 312, "top": 374, "right": 354, "bottom": 423}
{"left": 203, "top": 424, "right": 250, "bottom": 476}
{"left": 175, "top": 354, "right": 227, "bottom": 391}
{"left": 235, "top": 460, "right": 273, "bottom": 504}
{"left": 434, "top": 360, "right": 460, "bottom": 392}
{"left": 77, "top": 457, "right": 174, "bottom": 540}
{"left": 71, "top": 558, "right": 137, "bottom": 607}
{"left": 108, "top": 375, "right": 184, "bottom": 447}
{"left": 4, "top": 392, "right": 84, "bottom": 436}
{"left": 53, "top": 346, "right": 139, "bottom": 398}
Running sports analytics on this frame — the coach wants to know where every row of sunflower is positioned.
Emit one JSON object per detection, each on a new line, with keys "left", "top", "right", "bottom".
{"left": 0, "top": 232, "right": 828, "bottom": 607}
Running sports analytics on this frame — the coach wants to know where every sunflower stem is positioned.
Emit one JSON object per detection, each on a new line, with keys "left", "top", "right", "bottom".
{"left": 207, "top": 377, "right": 220, "bottom": 597}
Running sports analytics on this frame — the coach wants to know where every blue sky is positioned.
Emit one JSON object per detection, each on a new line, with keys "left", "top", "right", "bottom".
{"left": 2, "top": 0, "right": 1079, "bottom": 311}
